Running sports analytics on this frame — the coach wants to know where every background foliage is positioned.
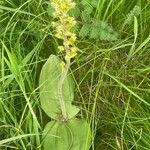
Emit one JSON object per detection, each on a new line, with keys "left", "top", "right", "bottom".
{"left": 0, "top": 0, "right": 150, "bottom": 149}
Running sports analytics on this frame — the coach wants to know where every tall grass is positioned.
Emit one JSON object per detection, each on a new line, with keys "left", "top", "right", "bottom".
{"left": 0, "top": 0, "right": 150, "bottom": 149}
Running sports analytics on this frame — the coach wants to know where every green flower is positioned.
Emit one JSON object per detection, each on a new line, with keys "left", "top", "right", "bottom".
{"left": 51, "top": 0, "right": 78, "bottom": 60}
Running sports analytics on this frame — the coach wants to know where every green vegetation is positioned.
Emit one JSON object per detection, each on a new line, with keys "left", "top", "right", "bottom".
{"left": 0, "top": 0, "right": 150, "bottom": 149}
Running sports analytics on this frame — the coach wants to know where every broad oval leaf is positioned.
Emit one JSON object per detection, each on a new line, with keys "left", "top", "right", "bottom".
{"left": 43, "top": 119, "right": 92, "bottom": 150}
{"left": 39, "top": 55, "right": 79, "bottom": 120}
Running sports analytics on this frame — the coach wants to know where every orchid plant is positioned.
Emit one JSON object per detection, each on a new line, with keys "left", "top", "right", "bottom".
{"left": 39, "top": 0, "right": 92, "bottom": 149}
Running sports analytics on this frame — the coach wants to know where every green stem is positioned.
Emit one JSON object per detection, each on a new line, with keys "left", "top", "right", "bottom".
{"left": 57, "top": 58, "right": 70, "bottom": 121}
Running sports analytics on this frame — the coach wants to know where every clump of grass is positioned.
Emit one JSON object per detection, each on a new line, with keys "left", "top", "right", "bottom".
{"left": 0, "top": 0, "right": 150, "bottom": 149}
